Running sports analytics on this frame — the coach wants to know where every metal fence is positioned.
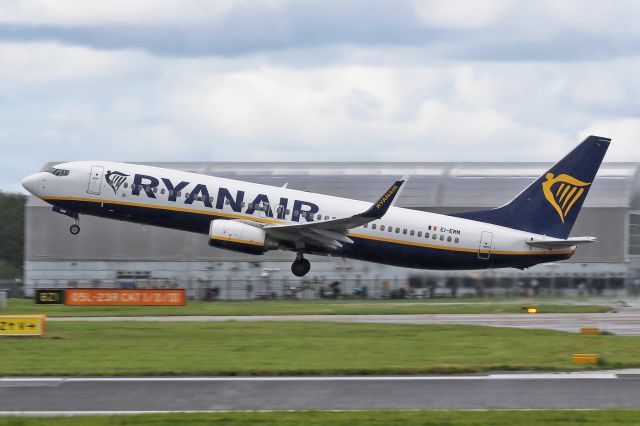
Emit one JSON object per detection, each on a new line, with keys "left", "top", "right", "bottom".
{"left": 25, "top": 273, "right": 633, "bottom": 300}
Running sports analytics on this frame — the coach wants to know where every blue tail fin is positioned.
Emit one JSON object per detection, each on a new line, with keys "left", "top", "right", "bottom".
{"left": 453, "top": 136, "right": 610, "bottom": 239}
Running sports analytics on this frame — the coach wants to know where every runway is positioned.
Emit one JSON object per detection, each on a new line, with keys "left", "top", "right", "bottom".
{"left": 1, "top": 373, "right": 640, "bottom": 413}
{"left": 50, "top": 311, "right": 640, "bottom": 335}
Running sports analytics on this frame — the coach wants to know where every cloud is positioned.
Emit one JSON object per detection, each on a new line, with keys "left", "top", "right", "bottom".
{"left": 0, "top": 1, "right": 639, "bottom": 61}
{"left": 581, "top": 119, "right": 640, "bottom": 161}
{"left": 414, "top": 0, "right": 510, "bottom": 29}
{"left": 1, "top": 2, "right": 640, "bottom": 192}
{"left": 0, "top": 0, "right": 237, "bottom": 25}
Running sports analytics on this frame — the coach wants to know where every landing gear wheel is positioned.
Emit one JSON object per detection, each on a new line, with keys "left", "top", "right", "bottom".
{"left": 69, "top": 224, "right": 80, "bottom": 235}
{"left": 291, "top": 258, "right": 311, "bottom": 277}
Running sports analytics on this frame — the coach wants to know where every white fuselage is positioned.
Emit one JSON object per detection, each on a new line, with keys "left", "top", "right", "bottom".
{"left": 22, "top": 161, "right": 575, "bottom": 271}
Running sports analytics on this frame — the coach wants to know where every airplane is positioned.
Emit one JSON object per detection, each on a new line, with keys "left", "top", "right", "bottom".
{"left": 22, "top": 136, "right": 609, "bottom": 277}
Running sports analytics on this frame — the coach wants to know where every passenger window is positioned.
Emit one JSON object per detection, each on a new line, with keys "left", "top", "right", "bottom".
{"left": 168, "top": 190, "right": 174, "bottom": 197}
{"left": 286, "top": 209, "right": 291, "bottom": 215}
{"left": 124, "top": 183, "right": 129, "bottom": 189}
{"left": 417, "top": 231, "right": 422, "bottom": 237}
{"left": 317, "top": 214, "right": 322, "bottom": 220}
{"left": 185, "top": 193, "right": 190, "bottom": 198}
{"left": 395, "top": 227, "right": 400, "bottom": 233}
{"left": 380, "top": 225, "right": 385, "bottom": 231}
{"left": 389, "top": 227, "right": 394, "bottom": 233}
{"left": 209, "top": 197, "right": 214, "bottom": 203}
{"left": 153, "top": 187, "right": 158, "bottom": 193}
{"left": 403, "top": 229, "right": 407, "bottom": 235}
{"left": 324, "top": 216, "right": 329, "bottom": 220}
{"left": 372, "top": 224, "right": 377, "bottom": 230}
{"left": 197, "top": 196, "right": 202, "bottom": 201}
{"left": 225, "top": 199, "right": 230, "bottom": 205}
{"left": 177, "top": 191, "right": 181, "bottom": 197}
{"left": 455, "top": 237, "right": 460, "bottom": 243}
{"left": 160, "top": 188, "right": 165, "bottom": 195}
{"left": 440, "top": 235, "right": 445, "bottom": 241}
{"left": 425, "top": 233, "right": 429, "bottom": 238}
{"left": 432, "top": 234, "right": 437, "bottom": 240}
{"left": 447, "top": 236, "right": 452, "bottom": 242}
{"left": 410, "top": 230, "right": 414, "bottom": 236}
{"left": 363, "top": 223, "right": 368, "bottom": 228}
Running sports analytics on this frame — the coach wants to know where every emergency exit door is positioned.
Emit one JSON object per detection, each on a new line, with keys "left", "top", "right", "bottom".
{"left": 87, "top": 165, "right": 104, "bottom": 195}
{"left": 478, "top": 231, "right": 493, "bottom": 260}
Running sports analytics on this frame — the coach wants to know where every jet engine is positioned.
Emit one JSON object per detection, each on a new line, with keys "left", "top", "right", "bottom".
{"left": 208, "top": 220, "right": 278, "bottom": 255}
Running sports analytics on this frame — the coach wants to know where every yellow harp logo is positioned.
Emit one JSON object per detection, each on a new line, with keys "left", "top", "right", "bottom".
{"left": 542, "top": 173, "right": 591, "bottom": 223}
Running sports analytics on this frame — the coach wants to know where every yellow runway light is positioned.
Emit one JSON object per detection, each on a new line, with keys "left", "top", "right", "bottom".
{"left": 580, "top": 327, "right": 601, "bottom": 335}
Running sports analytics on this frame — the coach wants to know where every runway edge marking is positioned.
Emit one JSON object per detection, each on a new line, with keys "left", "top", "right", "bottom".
{"left": 0, "top": 373, "right": 619, "bottom": 383}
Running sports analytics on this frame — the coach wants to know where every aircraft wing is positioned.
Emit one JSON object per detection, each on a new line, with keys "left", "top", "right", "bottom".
{"left": 263, "top": 177, "right": 408, "bottom": 249}
{"left": 525, "top": 236, "right": 597, "bottom": 249}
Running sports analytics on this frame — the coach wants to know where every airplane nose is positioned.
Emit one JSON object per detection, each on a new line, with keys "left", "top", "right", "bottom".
{"left": 22, "top": 173, "right": 45, "bottom": 196}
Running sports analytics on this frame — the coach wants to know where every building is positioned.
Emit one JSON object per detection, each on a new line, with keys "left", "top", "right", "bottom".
{"left": 24, "top": 162, "right": 640, "bottom": 298}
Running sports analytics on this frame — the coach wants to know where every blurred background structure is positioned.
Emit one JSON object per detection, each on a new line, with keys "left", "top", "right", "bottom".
{"left": 23, "top": 161, "right": 640, "bottom": 299}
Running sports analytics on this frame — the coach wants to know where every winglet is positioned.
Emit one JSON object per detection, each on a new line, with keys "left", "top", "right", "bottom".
{"left": 359, "top": 176, "right": 408, "bottom": 219}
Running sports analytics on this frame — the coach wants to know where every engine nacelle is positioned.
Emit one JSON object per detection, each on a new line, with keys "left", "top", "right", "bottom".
{"left": 208, "top": 220, "right": 278, "bottom": 255}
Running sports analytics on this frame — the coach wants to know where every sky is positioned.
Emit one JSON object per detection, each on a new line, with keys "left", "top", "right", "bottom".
{"left": 2, "top": 0, "right": 640, "bottom": 192}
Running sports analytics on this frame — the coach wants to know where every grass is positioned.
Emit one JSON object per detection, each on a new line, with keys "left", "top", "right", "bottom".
{"left": 2, "top": 411, "right": 640, "bottom": 426}
{"left": 2, "top": 298, "right": 611, "bottom": 317}
{"left": 2, "top": 322, "right": 640, "bottom": 376}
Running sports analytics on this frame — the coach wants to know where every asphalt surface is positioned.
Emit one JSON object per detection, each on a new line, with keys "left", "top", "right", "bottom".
{"left": 1, "top": 373, "right": 640, "bottom": 413}
{"left": 50, "top": 311, "right": 640, "bottom": 335}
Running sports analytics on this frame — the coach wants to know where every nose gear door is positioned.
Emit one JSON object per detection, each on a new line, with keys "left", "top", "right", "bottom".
{"left": 87, "top": 166, "right": 104, "bottom": 195}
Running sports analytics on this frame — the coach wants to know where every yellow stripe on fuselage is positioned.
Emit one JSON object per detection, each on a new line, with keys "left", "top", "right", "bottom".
{"left": 44, "top": 196, "right": 574, "bottom": 257}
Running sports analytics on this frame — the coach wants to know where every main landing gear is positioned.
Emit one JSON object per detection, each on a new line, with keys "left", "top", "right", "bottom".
{"left": 291, "top": 252, "right": 311, "bottom": 277}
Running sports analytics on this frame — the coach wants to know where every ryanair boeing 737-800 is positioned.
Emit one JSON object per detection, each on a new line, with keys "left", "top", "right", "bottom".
{"left": 22, "top": 136, "right": 609, "bottom": 277}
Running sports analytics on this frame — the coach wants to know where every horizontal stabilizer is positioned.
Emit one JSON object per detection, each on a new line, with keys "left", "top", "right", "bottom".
{"left": 526, "top": 236, "right": 597, "bottom": 249}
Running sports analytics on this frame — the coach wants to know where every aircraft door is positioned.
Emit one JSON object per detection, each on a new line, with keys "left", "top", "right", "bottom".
{"left": 87, "top": 165, "right": 104, "bottom": 195}
{"left": 478, "top": 231, "right": 493, "bottom": 260}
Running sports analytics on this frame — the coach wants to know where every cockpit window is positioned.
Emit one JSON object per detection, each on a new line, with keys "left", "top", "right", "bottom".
{"left": 47, "top": 167, "right": 70, "bottom": 177}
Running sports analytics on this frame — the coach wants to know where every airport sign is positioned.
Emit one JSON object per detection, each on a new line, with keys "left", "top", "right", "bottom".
{"left": 0, "top": 315, "right": 46, "bottom": 337}
{"left": 65, "top": 289, "right": 186, "bottom": 306}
